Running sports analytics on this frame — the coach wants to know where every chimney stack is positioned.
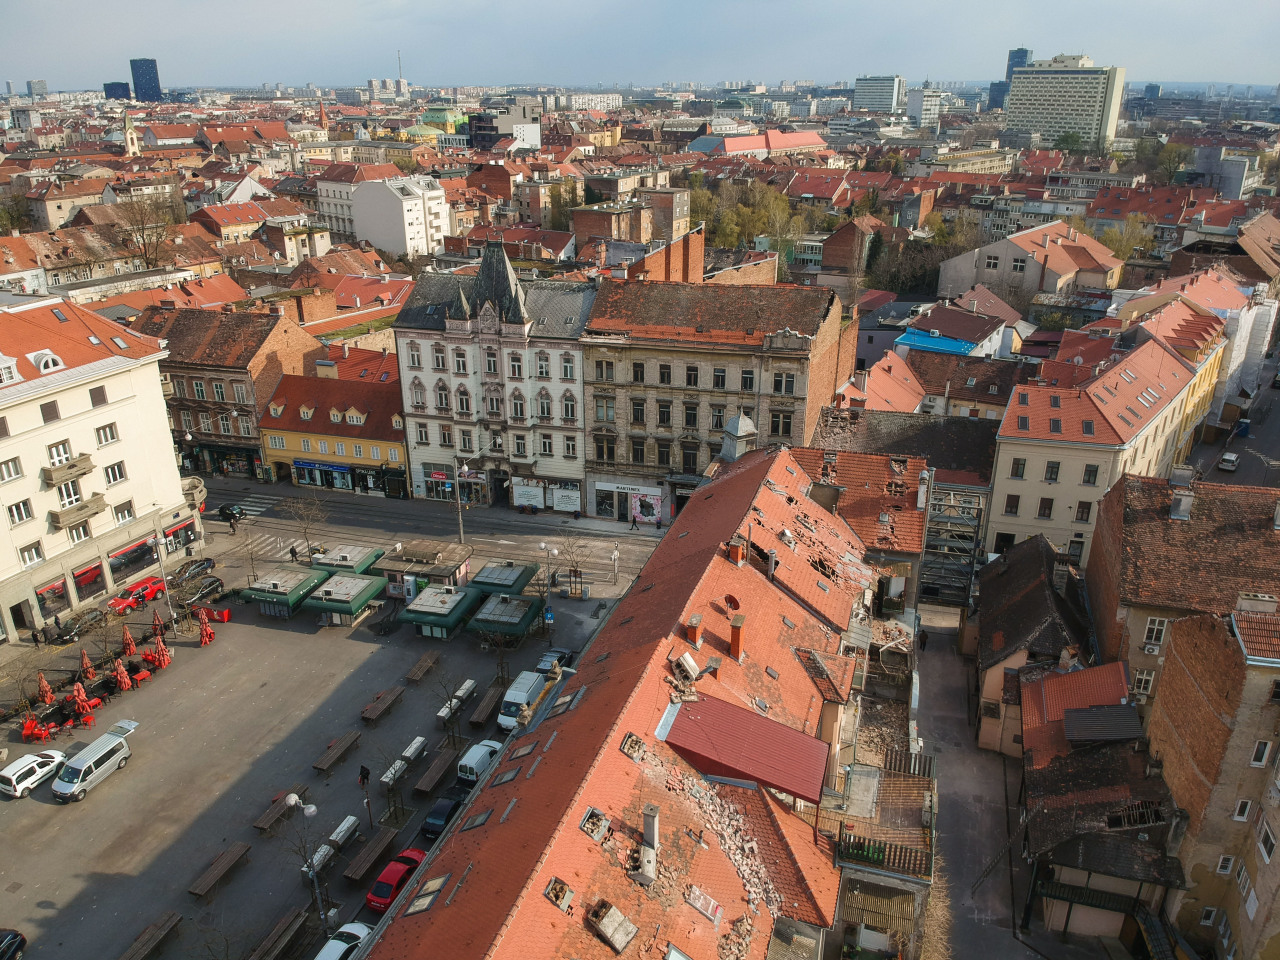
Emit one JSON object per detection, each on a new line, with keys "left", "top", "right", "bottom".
{"left": 642, "top": 803, "right": 660, "bottom": 851}
{"left": 727, "top": 541, "right": 745, "bottom": 565}
{"left": 686, "top": 613, "right": 703, "bottom": 648}
{"left": 343, "top": 342, "right": 350, "bottom": 359}
{"left": 730, "top": 614, "right": 745, "bottom": 661}
{"left": 767, "top": 549, "right": 777, "bottom": 581}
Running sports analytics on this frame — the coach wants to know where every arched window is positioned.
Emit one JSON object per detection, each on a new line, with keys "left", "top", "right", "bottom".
{"left": 561, "top": 392, "right": 577, "bottom": 421}
{"left": 435, "top": 380, "right": 450, "bottom": 408}
{"left": 537, "top": 389, "right": 552, "bottom": 419}
{"left": 511, "top": 390, "right": 526, "bottom": 419}
{"left": 411, "top": 378, "right": 425, "bottom": 407}
{"left": 456, "top": 387, "right": 471, "bottom": 414}
{"left": 406, "top": 340, "right": 421, "bottom": 368}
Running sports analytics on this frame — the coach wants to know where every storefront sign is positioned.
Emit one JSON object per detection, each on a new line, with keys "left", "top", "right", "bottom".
{"left": 430, "top": 471, "right": 447, "bottom": 481}
{"left": 513, "top": 485, "right": 546, "bottom": 508}
{"left": 595, "top": 481, "right": 661, "bottom": 496}
{"left": 293, "top": 460, "right": 351, "bottom": 473}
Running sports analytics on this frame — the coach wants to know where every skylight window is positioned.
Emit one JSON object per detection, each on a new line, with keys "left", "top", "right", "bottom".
{"left": 111, "top": 337, "right": 129, "bottom": 349}
{"left": 461, "top": 809, "right": 492, "bottom": 831}
{"left": 52, "top": 308, "right": 67, "bottom": 322}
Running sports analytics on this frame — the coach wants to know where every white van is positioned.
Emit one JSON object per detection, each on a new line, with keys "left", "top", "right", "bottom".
{"left": 52, "top": 719, "right": 138, "bottom": 803}
{"left": 0, "top": 749, "right": 67, "bottom": 798}
{"left": 456, "top": 740, "right": 503, "bottom": 788}
{"left": 498, "top": 670, "right": 548, "bottom": 732}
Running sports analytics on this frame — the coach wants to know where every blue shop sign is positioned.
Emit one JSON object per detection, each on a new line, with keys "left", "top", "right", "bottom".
{"left": 293, "top": 460, "right": 351, "bottom": 473}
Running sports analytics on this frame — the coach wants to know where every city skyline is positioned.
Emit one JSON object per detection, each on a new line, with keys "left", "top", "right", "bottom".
{"left": 3, "top": 0, "right": 1278, "bottom": 91}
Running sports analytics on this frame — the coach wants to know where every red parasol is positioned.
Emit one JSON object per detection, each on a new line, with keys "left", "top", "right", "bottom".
{"left": 197, "top": 606, "right": 210, "bottom": 630}
{"left": 71, "top": 681, "right": 90, "bottom": 715}
{"left": 36, "top": 671, "right": 54, "bottom": 705}
{"left": 152, "top": 609, "right": 164, "bottom": 639}
{"left": 79, "top": 648, "right": 96, "bottom": 681}
{"left": 113, "top": 658, "right": 132, "bottom": 693}
{"left": 121, "top": 624, "right": 136, "bottom": 657}
{"left": 154, "top": 634, "right": 172, "bottom": 669}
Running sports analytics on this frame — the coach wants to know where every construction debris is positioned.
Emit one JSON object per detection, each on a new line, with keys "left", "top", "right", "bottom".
{"left": 855, "top": 697, "right": 910, "bottom": 766}
{"left": 718, "top": 913, "right": 754, "bottom": 960}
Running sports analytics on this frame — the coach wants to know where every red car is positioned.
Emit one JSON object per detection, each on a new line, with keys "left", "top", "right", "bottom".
{"left": 107, "top": 576, "right": 167, "bottom": 615}
{"left": 365, "top": 848, "right": 426, "bottom": 913}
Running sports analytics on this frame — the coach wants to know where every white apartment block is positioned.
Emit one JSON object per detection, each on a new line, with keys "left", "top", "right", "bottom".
{"left": 1004, "top": 54, "right": 1125, "bottom": 151}
{"left": 906, "top": 87, "right": 943, "bottom": 129}
{"left": 0, "top": 298, "right": 199, "bottom": 642}
{"left": 314, "top": 162, "right": 400, "bottom": 241}
{"left": 566, "top": 93, "right": 623, "bottom": 111}
{"left": 352, "top": 176, "right": 449, "bottom": 258}
{"left": 852, "top": 75, "right": 906, "bottom": 113}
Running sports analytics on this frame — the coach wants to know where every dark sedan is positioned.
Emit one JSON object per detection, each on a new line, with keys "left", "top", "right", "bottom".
{"left": 218, "top": 504, "right": 246, "bottom": 522}
{"left": 55, "top": 607, "right": 107, "bottom": 644}
{"left": 168, "top": 557, "right": 216, "bottom": 585}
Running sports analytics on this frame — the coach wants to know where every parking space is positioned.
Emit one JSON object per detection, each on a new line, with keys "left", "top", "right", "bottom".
{"left": 0, "top": 566, "right": 613, "bottom": 957}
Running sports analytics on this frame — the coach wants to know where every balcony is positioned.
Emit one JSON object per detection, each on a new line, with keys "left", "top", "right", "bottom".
{"left": 40, "top": 453, "right": 95, "bottom": 486}
{"left": 49, "top": 492, "right": 107, "bottom": 530}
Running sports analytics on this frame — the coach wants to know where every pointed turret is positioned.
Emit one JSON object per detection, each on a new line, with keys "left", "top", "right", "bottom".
{"left": 122, "top": 111, "right": 141, "bottom": 157}
{"left": 317, "top": 99, "right": 329, "bottom": 133}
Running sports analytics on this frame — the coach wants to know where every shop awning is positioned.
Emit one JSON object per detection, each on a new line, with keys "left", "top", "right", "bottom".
{"left": 470, "top": 560, "right": 538, "bottom": 596}
{"left": 165, "top": 519, "right": 195, "bottom": 537}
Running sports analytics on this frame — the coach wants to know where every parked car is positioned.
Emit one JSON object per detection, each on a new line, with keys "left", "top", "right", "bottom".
{"left": 107, "top": 576, "right": 166, "bottom": 615}
{"left": 55, "top": 607, "right": 107, "bottom": 643}
{"left": 0, "top": 750, "right": 67, "bottom": 798}
{"left": 366, "top": 848, "right": 426, "bottom": 913}
{"left": 218, "top": 504, "right": 246, "bottom": 522}
{"left": 168, "top": 557, "right": 216, "bottom": 585}
{"left": 420, "top": 793, "right": 465, "bottom": 844}
{"left": 1218, "top": 452, "right": 1240, "bottom": 472}
{"left": 312, "top": 921, "right": 372, "bottom": 960}
{"left": 0, "top": 929, "right": 27, "bottom": 960}
{"left": 1272, "top": 371, "right": 1280, "bottom": 389}
{"left": 535, "top": 647, "right": 575, "bottom": 674}
{"left": 108, "top": 541, "right": 156, "bottom": 574}
{"left": 178, "top": 576, "right": 224, "bottom": 606}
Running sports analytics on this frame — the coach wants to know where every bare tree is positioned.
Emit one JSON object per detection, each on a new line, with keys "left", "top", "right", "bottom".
{"left": 556, "top": 534, "right": 594, "bottom": 596}
{"left": 111, "top": 191, "right": 183, "bottom": 269}
{"left": 280, "top": 494, "right": 331, "bottom": 555}
{"left": 431, "top": 670, "right": 464, "bottom": 747}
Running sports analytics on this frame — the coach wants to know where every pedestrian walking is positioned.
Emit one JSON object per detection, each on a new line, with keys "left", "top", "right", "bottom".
{"left": 31, "top": 628, "right": 41, "bottom": 648}
{"left": 630, "top": 513, "right": 639, "bottom": 530}
{"left": 290, "top": 545, "right": 299, "bottom": 563}
{"left": 918, "top": 629, "right": 929, "bottom": 651}
{"left": 229, "top": 519, "right": 238, "bottom": 536}
{"left": 53, "top": 613, "right": 62, "bottom": 632}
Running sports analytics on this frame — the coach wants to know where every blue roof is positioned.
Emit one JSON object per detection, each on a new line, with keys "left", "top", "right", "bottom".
{"left": 894, "top": 329, "right": 978, "bottom": 356}
{"left": 686, "top": 135, "right": 724, "bottom": 154}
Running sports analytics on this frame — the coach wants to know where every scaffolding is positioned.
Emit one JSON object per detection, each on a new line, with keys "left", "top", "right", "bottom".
{"left": 919, "top": 484, "right": 985, "bottom": 606}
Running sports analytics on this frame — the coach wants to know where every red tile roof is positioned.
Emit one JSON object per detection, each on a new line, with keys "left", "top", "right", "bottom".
{"left": 790, "top": 449, "right": 927, "bottom": 555}
{"left": 91, "top": 274, "right": 247, "bottom": 314}
{"left": 0, "top": 297, "right": 166, "bottom": 381}
{"left": 908, "top": 303, "right": 1006, "bottom": 344}
{"left": 263, "top": 374, "right": 404, "bottom": 442}
{"left": 837, "top": 352, "right": 925, "bottom": 413}
{"left": 316, "top": 162, "right": 403, "bottom": 185}
{"left": 1007, "top": 220, "right": 1123, "bottom": 278}
{"left": 331, "top": 275, "right": 413, "bottom": 310}
{"left": 1020, "top": 662, "right": 1131, "bottom": 767}
{"left": 1235, "top": 611, "right": 1280, "bottom": 660}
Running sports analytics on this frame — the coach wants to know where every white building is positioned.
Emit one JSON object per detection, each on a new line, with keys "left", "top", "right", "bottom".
{"left": 1004, "top": 54, "right": 1125, "bottom": 151}
{"left": 352, "top": 175, "right": 449, "bottom": 258}
{"left": 0, "top": 297, "right": 200, "bottom": 642}
{"left": 566, "top": 93, "right": 623, "bottom": 111}
{"left": 906, "top": 87, "right": 943, "bottom": 130}
{"left": 314, "top": 162, "right": 402, "bottom": 241}
{"left": 852, "top": 75, "right": 906, "bottom": 113}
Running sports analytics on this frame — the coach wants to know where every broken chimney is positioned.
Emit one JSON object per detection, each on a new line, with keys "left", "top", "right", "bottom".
{"left": 730, "top": 613, "right": 745, "bottom": 661}
{"left": 687, "top": 613, "right": 703, "bottom": 647}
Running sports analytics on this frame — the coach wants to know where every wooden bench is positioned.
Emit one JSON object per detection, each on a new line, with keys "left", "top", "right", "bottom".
{"left": 342, "top": 825, "right": 398, "bottom": 882}
{"left": 313, "top": 730, "right": 360, "bottom": 775}
{"left": 188, "top": 841, "right": 251, "bottom": 898}
{"left": 245, "top": 905, "right": 309, "bottom": 960}
{"left": 469, "top": 685, "right": 503, "bottom": 728}
{"left": 253, "top": 783, "right": 307, "bottom": 833}
{"left": 413, "top": 747, "right": 459, "bottom": 795}
{"left": 116, "top": 911, "right": 181, "bottom": 960}
{"left": 361, "top": 684, "right": 405, "bottom": 724}
{"left": 405, "top": 649, "right": 440, "bottom": 683}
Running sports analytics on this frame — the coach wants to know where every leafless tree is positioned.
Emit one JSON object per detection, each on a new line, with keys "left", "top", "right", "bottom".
{"left": 111, "top": 192, "right": 183, "bottom": 269}
{"left": 431, "top": 670, "right": 464, "bottom": 747}
{"left": 280, "top": 494, "right": 331, "bottom": 555}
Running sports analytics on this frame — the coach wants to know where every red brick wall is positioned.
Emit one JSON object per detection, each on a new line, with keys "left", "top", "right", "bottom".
{"left": 1146, "top": 615, "right": 1243, "bottom": 835}
{"left": 465, "top": 165, "right": 515, "bottom": 202}
{"left": 628, "top": 226, "right": 705, "bottom": 283}
{"left": 1086, "top": 480, "right": 1127, "bottom": 663}
{"left": 821, "top": 221, "right": 861, "bottom": 272}
{"left": 705, "top": 257, "right": 777, "bottom": 286}
{"left": 801, "top": 292, "right": 848, "bottom": 442}
{"left": 248, "top": 318, "right": 327, "bottom": 416}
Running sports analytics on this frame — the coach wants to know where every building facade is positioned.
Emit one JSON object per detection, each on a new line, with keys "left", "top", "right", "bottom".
{"left": 129, "top": 59, "right": 162, "bottom": 102}
{"left": 351, "top": 175, "right": 449, "bottom": 258}
{"left": 852, "top": 75, "right": 906, "bottom": 113}
{"left": 1004, "top": 54, "right": 1125, "bottom": 151}
{"left": 0, "top": 298, "right": 199, "bottom": 642}
{"left": 313, "top": 162, "right": 402, "bottom": 241}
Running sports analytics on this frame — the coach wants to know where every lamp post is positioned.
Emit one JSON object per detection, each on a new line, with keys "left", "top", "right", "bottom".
{"left": 539, "top": 540, "right": 558, "bottom": 637}
{"left": 146, "top": 535, "right": 178, "bottom": 629}
{"left": 286, "top": 792, "right": 329, "bottom": 938}
{"left": 452, "top": 442, "right": 502, "bottom": 545}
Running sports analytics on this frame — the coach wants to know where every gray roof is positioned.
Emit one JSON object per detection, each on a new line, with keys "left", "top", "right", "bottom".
{"left": 810, "top": 408, "right": 998, "bottom": 486}
{"left": 1062, "top": 705, "right": 1145, "bottom": 743}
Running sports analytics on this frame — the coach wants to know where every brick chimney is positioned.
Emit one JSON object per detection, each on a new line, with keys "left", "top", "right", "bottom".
{"left": 730, "top": 614, "right": 745, "bottom": 661}
{"left": 727, "top": 541, "right": 745, "bottom": 565}
{"left": 687, "top": 613, "right": 703, "bottom": 647}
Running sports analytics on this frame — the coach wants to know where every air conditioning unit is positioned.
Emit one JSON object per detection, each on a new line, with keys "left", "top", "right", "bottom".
{"left": 1144, "top": 644, "right": 1160, "bottom": 655}
{"left": 1132, "top": 693, "right": 1148, "bottom": 704}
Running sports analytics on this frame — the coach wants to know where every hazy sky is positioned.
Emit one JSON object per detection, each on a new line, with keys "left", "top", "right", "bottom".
{"left": 6, "top": 0, "right": 1279, "bottom": 90}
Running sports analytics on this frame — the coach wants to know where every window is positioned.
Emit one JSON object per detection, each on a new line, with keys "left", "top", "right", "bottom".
{"left": 114, "top": 500, "right": 133, "bottom": 524}
{"left": 985, "top": 255, "right": 1000, "bottom": 269}
{"left": 489, "top": 432, "right": 502, "bottom": 452}
{"left": 631, "top": 439, "right": 646, "bottom": 463}
{"left": 632, "top": 361, "right": 644, "bottom": 383}
{"left": 213, "top": 382, "right": 226, "bottom": 402}
{"left": 594, "top": 435, "right": 615, "bottom": 461}
{"left": 431, "top": 346, "right": 445, "bottom": 370}
{"left": 68, "top": 521, "right": 90, "bottom": 544}
{"left": 389, "top": 448, "right": 399, "bottom": 462}
{"left": 656, "top": 441, "right": 671, "bottom": 467}
{"left": 1252, "top": 741, "right": 1272, "bottom": 767}
{"left": 459, "top": 431, "right": 473, "bottom": 453}
{"left": 1037, "top": 497, "right": 1054, "bottom": 519}
{"left": 1082, "top": 419, "right": 1095, "bottom": 436}
{"left": 436, "top": 427, "right": 449, "bottom": 448}
{"left": 659, "top": 363, "right": 672, "bottom": 385}
{"left": 631, "top": 399, "right": 645, "bottom": 424}
{"left": 48, "top": 440, "right": 72, "bottom": 465}
{"left": 1133, "top": 669, "right": 1154, "bottom": 694}
{"left": 40, "top": 400, "right": 59, "bottom": 423}
{"left": 90, "top": 385, "right": 107, "bottom": 407}
{"left": 1145, "top": 618, "right": 1168, "bottom": 646}
{"left": 454, "top": 353, "right": 467, "bottom": 374}
{"left": 595, "top": 360, "right": 614, "bottom": 382}
{"left": 564, "top": 436, "right": 576, "bottom": 457}
{"left": 192, "top": 380, "right": 206, "bottom": 400}
{"left": 595, "top": 396, "right": 614, "bottom": 422}
{"left": 268, "top": 435, "right": 286, "bottom": 449}
{"left": 1010, "top": 458, "right": 1026, "bottom": 479}
{"left": 1083, "top": 464, "right": 1099, "bottom": 485}
{"left": 711, "top": 406, "right": 725, "bottom": 430}
{"left": 1012, "top": 257, "right": 1026, "bottom": 274}
{"left": 538, "top": 394, "right": 552, "bottom": 418}
{"left": 770, "top": 412, "right": 792, "bottom": 437}
{"left": 457, "top": 391, "right": 471, "bottom": 415}
{"left": 173, "top": 379, "right": 186, "bottom": 399}
{"left": 436, "top": 384, "right": 450, "bottom": 408}
{"left": 1017, "top": 416, "right": 1029, "bottom": 430}
{"left": 536, "top": 355, "right": 550, "bottom": 378}
{"left": 686, "top": 365, "right": 699, "bottom": 387}
{"left": 657, "top": 402, "right": 672, "bottom": 427}
{"left": 1234, "top": 799, "right": 1252, "bottom": 821}
{"left": 19, "top": 541, "right": 43, "bottom": 568}
{"left": 684, "top": 404, "right": 698, "bottom": 428}
{"left": 1017, "top": 391, "right": 1029, "bottom": 405}
{"left": 1200, "top": 907, "right": 1217, "bottom": 926}
{"left": 1049, "top": 418, "right": 1062, "bottom": 434}
{"left": 713, "top": 368, "right": 726, "bottom": 390}
{"left": 773, "top": 372, "right": 795, "bottom": 395}
{"left": 1075, "top": 501, "right": 1092, "bottom": 523}
{"left": 513, "top": 435, "right": 526, "bottom": 456}
{"left": 57, "top": 479, "right": 82, "bottom": 508}
{"left": 233, "top": 383, "right": 248, "bottom": 405}
{"left": 562, "top": 395, "right": 576, "bottom": 420}
{"left": 300, "top": 438, "right": 311, "bottom": 453}
{"left": 415, "top": 424, "right": 430, "bottom": 445}
{"left": 511, "top": 394, "right": 525, "bottom": 419}
{"left": 741, "top": 369, "right": 755, "bottom": 391}
{"left": 509, "top": 354, "right": 522, "bottom": 378}
{"left": 7, "top": 500, "right": 33, "bottom": 525}
{"left": 331, "top": 410, "right": 343, "bottom": 423}
{"left": 239, "top": 417, "right": 253, "bottom": 437}
{"left": 682, "top": 443, "right": 699, "bottom": 474}
{"left": 180, "top": 410, "right": 193, "bottom": 431}
{"left": 561, "top": 356, "right": 574, "bottom": 379}
{"left": 485, "top": 351, "right": 498, "bottom": 374}
{"left": 487, "top": 396, "right": 502, "bottom": 418}
{"left": 541, "top": 434, "right": 553, "bottom": 456}
{"left": 218, "top": 414, "right": 231, "bottom": 434}
{"left": 200, "top": 413, "right": 213, "bottom": 432}
{"left": 1262, "top": 823, "right": 1277, "bottom": 862}
{"left": 1044, "top": 461, "right": 1060, "bottom": 482}
{"left": 1217, "top": 855, "right": 1235, "bottom": 874}
{"left": 371, "top": 446, "right": 380, "bottom": 459}
{"left": 1236, "top": 862, "right": 1252, "bottom": 898}
{"left": 406, "top": 342, "right": 423, "bottom": 368}
{"left": 318, "top": 441, "right": 329, "bottom": 454}
{"left": 1004, "top": 494, "right": 1020, "bottom": 516}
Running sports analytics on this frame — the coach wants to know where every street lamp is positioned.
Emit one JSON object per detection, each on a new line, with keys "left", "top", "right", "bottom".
{"left": 286, "top": 793, "right": 330, "bottom": 938}
{"left": 611, "top": 542, "right": 620, "bottom": 584}
{"left": 452, "top": 441, "right": 502, "bottom": 545}
{"left": 146, "top": 536, "right": 178, "bottom": 628}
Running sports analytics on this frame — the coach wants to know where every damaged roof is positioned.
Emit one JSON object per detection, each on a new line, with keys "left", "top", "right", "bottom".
{"left": 977, "top": 535, "right": 1088, "bottom": 671}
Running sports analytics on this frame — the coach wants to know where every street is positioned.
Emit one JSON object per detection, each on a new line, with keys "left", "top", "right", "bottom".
{"left": 1188, "top": 358, "right": 1280, "bottom": 488}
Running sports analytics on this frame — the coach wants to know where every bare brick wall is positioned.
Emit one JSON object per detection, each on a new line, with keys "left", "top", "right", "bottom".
{"left": 1086, "top": 480, "right": 1127, "bottom": 663}
{"left": 628, "top": 227, "right": 705, "bottom": 283}
{"left": 705, "top": 257, "right": 777, "bottom": 286}
{"left": 248, "top": 318, "right": 327, "bottom": 416}
{"left": 802, "top": 294, "right": 849, "bottom": 443}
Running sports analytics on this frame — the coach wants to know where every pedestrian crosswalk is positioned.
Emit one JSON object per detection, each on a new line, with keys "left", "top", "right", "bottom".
{"left": 239, "top": 532, "right": 310, "bottom": 562}
{"left": 237, "top": 494, "right": 281, "bottom": 517}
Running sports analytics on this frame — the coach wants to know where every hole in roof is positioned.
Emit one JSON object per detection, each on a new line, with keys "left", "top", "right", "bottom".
{"left": 724, "top": 595, "right": 740, "bottom": 610}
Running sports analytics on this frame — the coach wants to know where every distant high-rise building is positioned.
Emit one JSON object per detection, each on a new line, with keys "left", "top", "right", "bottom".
{"left": 4, "top": 81, "right": 13, "bottom": 97}
{"left": 1144, "top": 83, "right": 1163, "bottom": 100}
{"left": 852, "top": 75, "right": 906, "bottom": 112}
{"left": 987, "top": 80, "right": 1011, "bottom": 111}
{"left": 906, "top": 87, "right": 943, "bottom": 129}
{"left": 26, "top": 80, "right": 48, "bottom": 99}
{"left": 103, "top": 81, "right": 131, "bottom": 100}
{"left": 1005, "top": 54, "right": 1125, "bottom": 150}
{"left": 1005, "top": 48, "right": 1033, "bottom": 80}
{"left": 130, "top": 59, "right": 162, "bottom": 102}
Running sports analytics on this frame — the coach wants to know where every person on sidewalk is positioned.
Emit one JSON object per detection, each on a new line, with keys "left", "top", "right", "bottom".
{"left": 290, "top": 545, "right": 298, "bottom": 563}
{"left": 228, "top": 519, "right": 237, "bottom": 536}
{"left": 918, "top": 629, "right": 928, "bottom": 651}
{"left": 31, "top": 628, "right": 41, "bottom": 648}
{"left": 630, "top": 513, "right": 639, "bottom": 530}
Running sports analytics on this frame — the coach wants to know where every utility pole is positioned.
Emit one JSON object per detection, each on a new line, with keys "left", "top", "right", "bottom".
{"left": 454, "top": 456, "right": 465, "bottom": 545}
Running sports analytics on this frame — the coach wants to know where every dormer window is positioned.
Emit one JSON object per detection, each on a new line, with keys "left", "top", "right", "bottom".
{"left": 392, "top": 415, "right": 402, "bottom": 429}
{"left": 269, "top": 403, "right": 285, "bottom": 417}
{"left": 331, "top": 409, "right": 342, "bottom": 423}
{"left": 346, "top": 412, "right": 364, "bottom": 425}
{"left": 299, "top": 406, "right": 313, "bottom": 421}
{"left": 0, "top": 355, "right": 21, "bottom": 385}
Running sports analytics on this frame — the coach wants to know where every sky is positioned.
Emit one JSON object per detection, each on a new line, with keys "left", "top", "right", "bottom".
{"left": 5, "top": 0, "right": 1279, "bottom": 91}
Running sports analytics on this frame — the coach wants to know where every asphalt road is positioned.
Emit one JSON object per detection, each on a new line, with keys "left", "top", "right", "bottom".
{"left": 0, "top": 483, "right": 652, "bottom": 958}
{"left": 1189, "top": 359, "right": 1280, "bottom": 488}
